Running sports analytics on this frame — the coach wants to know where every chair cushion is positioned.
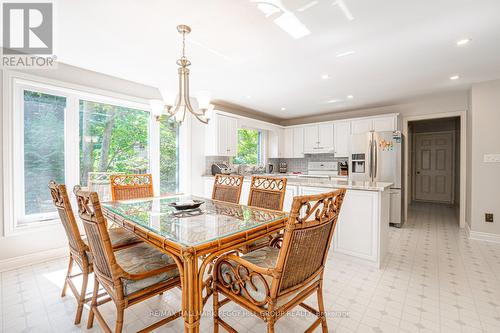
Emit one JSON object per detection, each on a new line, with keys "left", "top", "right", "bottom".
{"left": 115, "top": 243, "right": 179, "bottom": 296}
{"left": 219, "top": 246, "right": 319, "bottom": 309}
{"left": 108, "top": 227, "right": 142, "bottom": 248}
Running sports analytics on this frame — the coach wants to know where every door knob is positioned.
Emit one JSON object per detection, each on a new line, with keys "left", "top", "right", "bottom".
{"left": 416, "top": 171, "right": 421, "bottom": 175}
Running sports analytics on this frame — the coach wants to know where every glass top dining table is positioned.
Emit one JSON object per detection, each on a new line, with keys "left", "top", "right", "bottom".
{"left": 101, "top": 194, "right": 288, "bottom": 248}
{"left": 101, "top": 194, "right": 288, "bottom": 333}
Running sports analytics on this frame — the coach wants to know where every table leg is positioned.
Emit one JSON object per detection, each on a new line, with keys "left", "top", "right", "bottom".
{"left": 181, "top": 249, "right": 202, "bottom": 333}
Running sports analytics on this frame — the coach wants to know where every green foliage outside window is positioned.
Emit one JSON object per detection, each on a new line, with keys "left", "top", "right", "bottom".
{"left": 233, "top": 129, "right": 261, "bottom": 165}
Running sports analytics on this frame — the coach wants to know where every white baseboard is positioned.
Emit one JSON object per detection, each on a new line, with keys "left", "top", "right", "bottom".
{"left": 0, "top": 247, "right": 68, "bottom": 272}
{"left": 468, "top": 227, "right": 500, "bottom": 244}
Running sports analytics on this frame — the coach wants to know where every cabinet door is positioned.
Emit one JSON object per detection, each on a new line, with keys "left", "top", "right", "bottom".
{"left": 351, "top": 119, "right": 373, "bottom": 134}
{"left": 283, "top": 185, "right": 298, "bottom": 212}
{"left": 227, "top": 116, "right": 238, "bottom": 156}
{"left": 283, "top": 128, "right": 294, "bottom": 158}
{"left": 334, "top": 121, "right": 351, "bottom": 157}
{"left": 239, "top": 180, "right": 251, "bottom": 205}
{"left": 303, "top": 125, "right": 318, "bottom": 153}
{"left": 318, "top": 123, "right": 334, "bottom": 149}
{"left": 292, "top": 127, "right": 304, "bottom": 158}
{"left": 268, "top": 129, "right": 280, "bottom": 158}
{"left": 216, "top": 115, "right": 229, "bottom": 156}
{"left": 373, "top": 116, "right": 395, "bottom": 132}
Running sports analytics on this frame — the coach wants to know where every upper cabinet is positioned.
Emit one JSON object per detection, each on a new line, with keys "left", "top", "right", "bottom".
{"left": 205, "top": 113, "right": 238, "bottom": 156}
{"left": 351, "top": 115, "right": 397, "bottom": 134}
{"left": 333, "top": 121, "right": 351, "bottom": 157}
{"left": 268, "top": 128, "right": 283, "bottom": 158}
{"left": 282, "top": 127, "right": 304, "bottom": 158}
{"left": 303, "top": 123, "right": 334, "bottom": 153}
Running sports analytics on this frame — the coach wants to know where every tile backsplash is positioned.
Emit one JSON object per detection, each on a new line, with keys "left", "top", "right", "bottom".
{"left": 205, "top": 154, "right": 347, "bottom": 175}
{"left": 269, "top": 153, "right": 347, "bottom": 173}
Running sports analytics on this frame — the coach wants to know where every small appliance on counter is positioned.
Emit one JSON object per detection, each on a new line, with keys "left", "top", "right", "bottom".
{"left": 268, "top": 164, "right": 274, "bottom": 173}
{"left": 339, "top": 161, "right": 349, "bottom": 176}
{"left": 278, "top": 162, "right": 287, "bottom": 173}
{"left": 211, "top": 163, "right": 235, "bottom": 176}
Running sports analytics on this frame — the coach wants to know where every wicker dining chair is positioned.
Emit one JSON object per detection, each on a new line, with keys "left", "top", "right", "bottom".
{"left": 212, "top": 174, "right": 244, "bottom": 204}
{"left": 73, "top": 186, "right": 182, "bottom": 333}
{"left": 213, "top": 189, "right": 347, "bottom": 333}
{"left": 48, "top": 181, "right": 142, "bottom": 325}
{"left": 110, "top": 173, "right": 154, "bottom": 201}
{"left": 247, "top": 175, "right": 287, "bottom": 211}
{"left": 240, "top": 176, "right": 288, "bottom": 253}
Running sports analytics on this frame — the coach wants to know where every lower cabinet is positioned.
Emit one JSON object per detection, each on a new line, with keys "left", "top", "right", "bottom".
{"left": 282, "top": 185, "right": 298, "bottom": 212}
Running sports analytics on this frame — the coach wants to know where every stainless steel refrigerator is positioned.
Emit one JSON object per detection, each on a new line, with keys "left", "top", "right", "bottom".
{"left": 349, "top": 131, "right": 404, "bottom": 227}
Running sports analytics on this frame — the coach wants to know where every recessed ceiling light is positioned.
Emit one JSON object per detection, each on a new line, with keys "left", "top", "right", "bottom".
{"left": 347, "top": 95, "right": 354, "bottom": 99}
{"left": 281, "top": 107, "right": 286, "bottom": 111}
{"left": 326, "top": 99, "right": 340, "bottom": 104}
{"left": 297, "top": 1, "right": 319, "bottom": 12}
{"left": 336, "top": 50, "right": 355, "bottom": 58}
{"left": 321, "top": 74, "right": 330, "bottom": 79}
{"left": 450, "top": 75, "right": 460, "bottom": 80}
{"left": 456, "top": 38, "right": 471, "bottom": 46}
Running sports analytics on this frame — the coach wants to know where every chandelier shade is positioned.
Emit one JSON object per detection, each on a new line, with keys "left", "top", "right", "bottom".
{"left": 149, "top": 25, "right": 212, "bottom": 124}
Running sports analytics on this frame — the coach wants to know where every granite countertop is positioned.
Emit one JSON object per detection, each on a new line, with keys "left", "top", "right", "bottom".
{"left": 202, "top": 174, "right": 392, "bottom": 192}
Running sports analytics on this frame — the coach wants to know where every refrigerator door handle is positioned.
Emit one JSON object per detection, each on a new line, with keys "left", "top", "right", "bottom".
{"left": 368, "top": 139, "right": 373, "bottom": 179}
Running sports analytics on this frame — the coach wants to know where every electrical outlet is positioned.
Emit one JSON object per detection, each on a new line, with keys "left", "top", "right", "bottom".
{"left": 485, "top": 213, "right": 494, "bottom": 223}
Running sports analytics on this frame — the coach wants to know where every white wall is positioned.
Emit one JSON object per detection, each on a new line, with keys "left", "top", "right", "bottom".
{"left": 469, "top": 79, "right": 500, "bottom": 235}
{"left": 0, "top": 64, "right": 162, "bottom": 264}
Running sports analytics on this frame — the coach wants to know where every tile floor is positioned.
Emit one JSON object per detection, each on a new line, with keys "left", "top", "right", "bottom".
{"left": 2, "top": 203, "right": 500, "bottom": 333}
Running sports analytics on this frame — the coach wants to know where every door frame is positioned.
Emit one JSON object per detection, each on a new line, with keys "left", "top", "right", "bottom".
{"left": 403, "top": 111, "right": 466, "bottom": 228}
{"left": 412, "top": 131, "right": 455, "bottom": 204}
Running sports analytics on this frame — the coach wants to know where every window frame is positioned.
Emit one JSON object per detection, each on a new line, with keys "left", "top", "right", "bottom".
{"left": 2, "top": 71, "right": 183, "bottom": 235}
{"left": 233, "top": 127, "right": 264, "bottom": 166}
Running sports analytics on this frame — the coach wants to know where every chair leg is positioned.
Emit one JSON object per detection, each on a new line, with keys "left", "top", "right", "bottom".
{"left": 87, "top": 275, "right": 99, "bottom": 329}
{"left": 74, "top": 268, "right": 89, "bottom": 325}
{"left": 61, "top": 255, "right": 74, "bottom": 297}
{"left": 213, "top": 289, "right": 219, "bottom": 333}
{"left": 267, "top": 318, "right": 275, "bottom": 333}
{"left": 317, "top": 285, "right": 328, "bottom": 333}
{"left": 115, "top": 306, "right": 124, "bottom": 333}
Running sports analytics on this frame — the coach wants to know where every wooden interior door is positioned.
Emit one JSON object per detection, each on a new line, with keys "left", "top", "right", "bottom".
{"left": 414, "top": 132, "right": 454, "bottom": 203}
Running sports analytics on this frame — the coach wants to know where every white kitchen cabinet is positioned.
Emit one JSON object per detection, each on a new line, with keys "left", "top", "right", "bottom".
{"left": 351, "top": 119, "right": 373, "bottom": 134}
{"left": 282, "top": 185, "right": 299, "bottom": 212}
{"left": 303, "top": 123, "right": 334, "bottom": 153}
{"left": 283, "top": 128, "right": 294, "bottom": 158}
{"left": 333, "top": 121, "right": 350, "bottom": 157}
{"left": 282, "top": 127, "right": 304, "bottom": 158}
{"left": 205, "top": 113, "right": 238, "bottom": 156}
{"left": 268, "top": 128, "right": 283, "bottom": 158}
{"left": 204, "top": 178, "right": 214, "bottom": 197}
{"left": 303, "top": 125, "right": 318, "bottom": 153}
{"left": 239, "top": 180, "right": 251, "bottom": 205}
{"left": 292, "top": 127, "right": 304, "bottom": 158}
{"left": 373, "top": 116, "right": 396, "bottom": 132}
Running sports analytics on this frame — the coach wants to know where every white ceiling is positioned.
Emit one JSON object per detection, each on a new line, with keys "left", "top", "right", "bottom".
{"left": 56, "top": 0, "right": 500, "bottom": 119}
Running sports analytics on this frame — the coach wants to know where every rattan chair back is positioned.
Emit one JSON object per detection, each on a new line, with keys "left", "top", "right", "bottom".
{"left": 48, "top": 181, "right": 87, "bottom": 258}
{"left": 247, "top": 176, "right": 287, "bottom": 211}
{"left": 212, "top": 174, "right": 244, "bottom": 204}
{"left": 272, "top": 189, "right": 346, "bottom": 296}
{"left": 110, "top": 173, "right": 154, "bottom": 201}
{"left": 74, "top": 186, "right": 118, "bottom": 290}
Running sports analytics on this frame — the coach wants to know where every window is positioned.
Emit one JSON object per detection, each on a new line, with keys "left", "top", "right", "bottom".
{"left": 21, "top": 90, "right": 66, "bottom": 223}
{"left": 233, "top": 128, "right": 262, "bottom": 165}
{"left": 7, "top": 74, "right": 182, "bottom": 231}
{"left": 79, "top": 100, "right": 150, "bottom": 186}
{"left": 159, "top": 119, "right": 179, "bottom": 194}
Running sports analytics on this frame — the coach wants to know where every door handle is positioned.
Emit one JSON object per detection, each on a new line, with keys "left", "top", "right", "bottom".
{"left": 416, "top": 171, "right": 421, "bottom": 175}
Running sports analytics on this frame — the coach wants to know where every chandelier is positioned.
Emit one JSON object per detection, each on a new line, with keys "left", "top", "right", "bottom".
{"left": 149, "top": 25, "right": 213, "bottom": 124}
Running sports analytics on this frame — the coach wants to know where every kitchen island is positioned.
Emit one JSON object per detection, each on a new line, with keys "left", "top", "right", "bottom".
{"left": 202, "top": 175, "right": 392, "bottom": 268}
